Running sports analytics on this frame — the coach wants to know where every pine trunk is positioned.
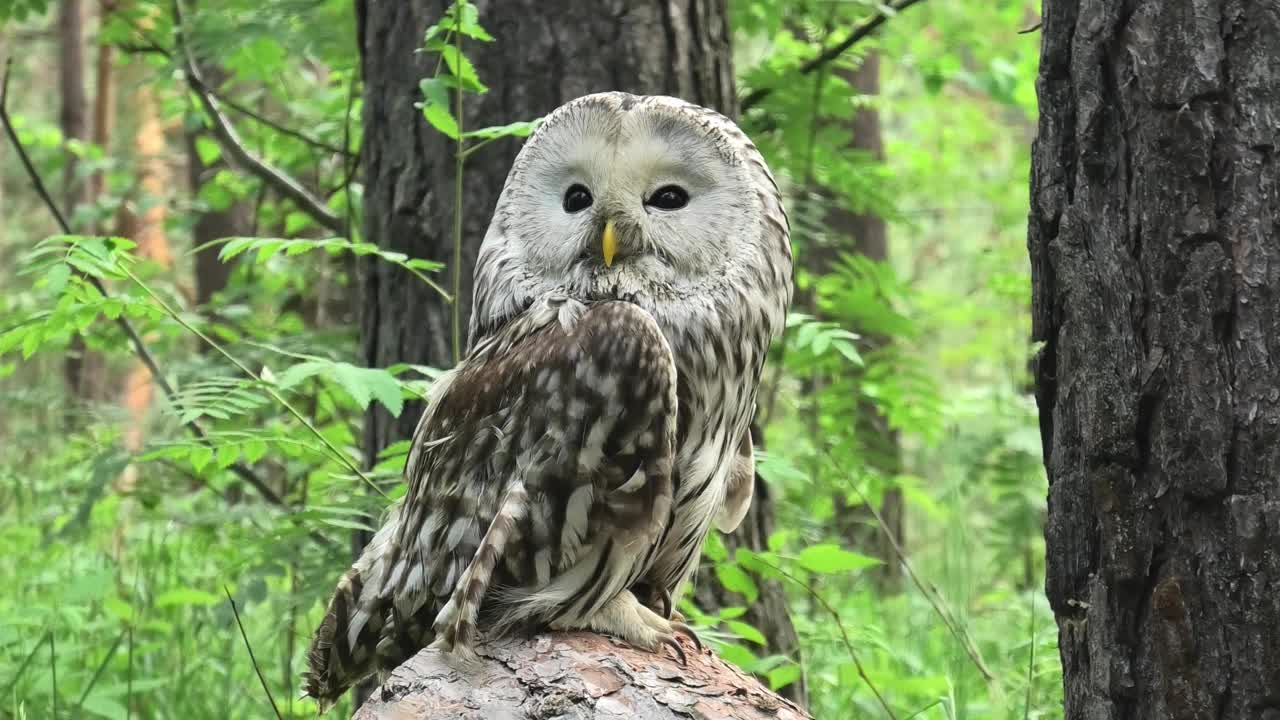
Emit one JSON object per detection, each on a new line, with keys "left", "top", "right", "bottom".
{"left": 1030, "top": 2, "right": 1280, "bottom": 718}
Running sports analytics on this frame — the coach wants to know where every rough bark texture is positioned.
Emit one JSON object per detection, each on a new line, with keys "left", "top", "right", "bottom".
{"left": 1030, "top": 2, "right": 1280, "bottom": 718}
{"left": 356, "top": 0, "right": 801, "bottom": 711}
{"left": 352, "top": 632, "right": 809, "bottom": 720}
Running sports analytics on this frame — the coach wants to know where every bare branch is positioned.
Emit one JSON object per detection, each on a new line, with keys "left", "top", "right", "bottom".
{"left": 0, "top": 58, "right": 336, "bottom": 548}
{"left": 218, "top": 94, "right": 354, "bottom": 158}
{"left": 171, "top": 0, "right": 345, "bottom": 235}
{"left": 739, "top": 0, "right": 928, "bottom": 112}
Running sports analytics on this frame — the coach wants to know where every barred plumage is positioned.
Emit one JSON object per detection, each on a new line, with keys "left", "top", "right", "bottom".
{"left": 306, "top": 93, "right": 791, "bottom": 709}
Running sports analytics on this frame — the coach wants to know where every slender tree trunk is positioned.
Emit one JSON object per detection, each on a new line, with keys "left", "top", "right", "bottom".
{"left": 117, "top": 42, "right": 172, "bottom": 496}
{"left": 57, "top": 0, "right": 88, "bottom": 211}
{"left": 58, "top": 0, "right": 106, "bottom": 402}
{"left": 1030, "top": 2, "right": 1280, "bottom": 718}
{"left": 827, "top": 54, "right": 904, "bottom": 590}
{"left": 356, "top": 0, "right": 800, "bottom": 706}
{"left": 89, "top": 0, "right": 113, "bottom": 214}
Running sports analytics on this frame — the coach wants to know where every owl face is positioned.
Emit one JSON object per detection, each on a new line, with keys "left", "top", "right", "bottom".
{"left": 484, "top": 95, "right": 767, "bottom": 313}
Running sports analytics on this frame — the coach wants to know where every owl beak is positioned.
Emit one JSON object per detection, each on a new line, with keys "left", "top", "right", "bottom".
{"left": 602, "top": 220, "right": 618, "bottom": 268}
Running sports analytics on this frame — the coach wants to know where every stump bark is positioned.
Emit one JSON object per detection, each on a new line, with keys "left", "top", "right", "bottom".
{"left": 352, "top": 632, "right": 811, "bottom": 720}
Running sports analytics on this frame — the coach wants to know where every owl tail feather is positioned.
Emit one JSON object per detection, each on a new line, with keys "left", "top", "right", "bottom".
{"left": 429, "top": 480, "right": 529, "bottom": 658}
{"left": 302, "top": 506, "right": 405, "bottom": 712}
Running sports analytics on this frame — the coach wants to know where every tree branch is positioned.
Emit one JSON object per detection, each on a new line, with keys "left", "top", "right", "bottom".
{"left": 171, "top": 0, "right": 346, "bottom": 235}
{"left": 739, "top": 0, "right": 928, "bottom": 112}
{"left": 111, "top": 12, "right": 351, "bottom": 158}
{"left": 217, "top": 93, "right": 354, "bottom": 158}
{"left": 354, "top": 632, "right": 811, "bottom": 720}
{"left": 0, "top": 57, "right": 335, "bottom": 548}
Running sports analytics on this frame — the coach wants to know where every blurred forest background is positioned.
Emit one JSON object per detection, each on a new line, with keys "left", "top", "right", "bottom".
{"left": 0, "top": 1, "right": 1055, "bottom": 718}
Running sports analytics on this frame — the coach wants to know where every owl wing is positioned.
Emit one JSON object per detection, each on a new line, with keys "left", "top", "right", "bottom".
{"left": 304, "top": 296, "right": 676, "bottom": 708}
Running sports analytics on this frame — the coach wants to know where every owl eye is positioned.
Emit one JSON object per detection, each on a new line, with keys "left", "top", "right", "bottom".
{"left": 646, "top": 185, "right": 689, "bottom": 211}
{"left": 563, "top": 184, "right": 593, "bottom": 213}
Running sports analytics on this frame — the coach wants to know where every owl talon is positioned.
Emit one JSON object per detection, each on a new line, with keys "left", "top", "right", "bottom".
{"left": 661, "top": 636, "right": 688, "bottom": 665}
{"left": 671, "top": 621, "right": 702, "bottom": 652}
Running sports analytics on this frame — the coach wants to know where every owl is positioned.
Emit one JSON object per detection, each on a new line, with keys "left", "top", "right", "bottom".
{"left": 304, "top": 92, "right": 792, "bottom": 709}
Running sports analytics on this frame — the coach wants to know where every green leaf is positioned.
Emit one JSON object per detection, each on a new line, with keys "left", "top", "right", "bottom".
{"left": 284, "top": 212, "right": 311, "bottom": 235}
{"left": 154, "top": 588, "right": 220, "bottom": 607}
{"left": 331, "top": 364, "right": 404, "bottom": 417}
{"left": 727, "top": 620, "right": 766, "bottom": 646}
{"left": 81, "top": 695, "right": 129, "bottom": 720}
{"left": 796, "top": 544, "right": 882, "bottom": 574}
{"left": 215, "top": 444, "right": 239, "bottom": 469}
{"left": 243, "top": 438, "right": 268, "bottom": 463}
{"left": 188, "top": 445, "right": 213, "bottom": 473}
{"left": 715, "top": 564, "right": 758, "bottom": 603}
{"left": 435, "top": 45, "right": 483, "bottom": 92}
{"left": 703, "top": 532, "right": 727, "bottom": 562}
{"left": 767, "top": 664, "right": 802, "bottom": 691}
{"left": 450, "top": 2, "right": 494, "bottom": 41}
{"left": 418, "top": 78, "right": 460, "bottom": 139}
{"left": 463, "top": 119, "right": 541, "bottom": 140}
{"left": 716, "top": 642, "right": 759, "bottom": 670}
{"left": 194, "top": 135, "right": 221, "bottom": 166}
{"left": 45, "top": 263, "right": 70, "bottom": 294}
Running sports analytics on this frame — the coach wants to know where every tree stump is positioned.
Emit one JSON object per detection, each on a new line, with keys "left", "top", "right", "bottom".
{"left": 352, "top": 632, "right": 810, "bottom": 720}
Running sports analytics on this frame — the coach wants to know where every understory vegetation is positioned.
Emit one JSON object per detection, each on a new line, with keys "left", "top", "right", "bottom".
{"left": 0, "top": 1, "right": 1056, "bottom": 717}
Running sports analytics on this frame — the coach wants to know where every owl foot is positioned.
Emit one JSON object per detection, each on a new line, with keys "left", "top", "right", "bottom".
{"left": 554, "top": 589, "right": 701, "bottom": 664}
{"left": 635, "top": 583, "right": 689, "bottom": 624}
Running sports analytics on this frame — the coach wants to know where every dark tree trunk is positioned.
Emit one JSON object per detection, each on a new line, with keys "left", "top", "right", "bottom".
{"left": 1030, "top": 2, "right": 1280, "bottom": 718}
{"left": 356, "top": 0, "right": 800, "bottom": 707}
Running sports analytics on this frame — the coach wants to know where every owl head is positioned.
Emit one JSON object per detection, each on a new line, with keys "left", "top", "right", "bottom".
{"left": 470, "top": 92, "right": 791, "bottom": 345}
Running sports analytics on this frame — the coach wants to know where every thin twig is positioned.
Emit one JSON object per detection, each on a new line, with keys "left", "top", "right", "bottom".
{"left": 219, "top": 95, "right": 352, "bottom": 157}
{"left": 224, "top": 587, "right": 285, "bottom": 720}
{"left": 1, "top": 631, "right": 50, "bottom": 698}
{"left": 0, "top": 58, "right": 335, "bottom": 542}
{"left": 113, "top": 259, "right": 388, "bottom": 499}
{"left": 756, "top": 558, "right": 898, "bottom": 720}
{"left": 126, "top": 626, "right": 133, "bottom": 720}
{"left": 49, "top": 631, "right": 57, "bottom": 719}
{"left": 740, "top": 0, "right": 929, "bottom": 111}
{"left": 109, "top": 16, "right": 349, "bottom": 158}
{"left": 1023, "top": 589, "right": 1037, "bottom": 720}
{"left": 75, "top": 628, "right": 126, "bottom": 710}
{"left": 171, "top": 1, "right": 344, "bottom": 234}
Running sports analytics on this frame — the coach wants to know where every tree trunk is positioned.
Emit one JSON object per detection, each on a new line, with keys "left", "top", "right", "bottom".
{"left": 58, "top": 0, "right": 106, "bottom": 403}
{"left": 824, "top": 53, "right": 904, "bottom": 591}
{"left": 356, "top": 0, "right": 799, "bottom": 708}
{"left": 1030, "top": 2, "right": 1280, "bottom": 718}
{"left": 57, "top": 0, "right": 88, "bottom": 212}
{"left": 89, "top": 0, "right": 113, "bottom": 215}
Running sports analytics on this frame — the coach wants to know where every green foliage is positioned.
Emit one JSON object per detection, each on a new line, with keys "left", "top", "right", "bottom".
{"left": 0, "top": 1, "right": 1056, "bottom": 719}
